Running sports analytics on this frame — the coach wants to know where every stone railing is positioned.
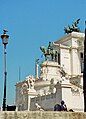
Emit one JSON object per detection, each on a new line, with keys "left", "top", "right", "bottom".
{"left": 0, "top": 111, "right": 86, "bottom": 119}
{"left": 30, "top": 94, "right": 56, "bottom": 111}
{"left": 31, "top": 93, "right": 56, "bottom": 102}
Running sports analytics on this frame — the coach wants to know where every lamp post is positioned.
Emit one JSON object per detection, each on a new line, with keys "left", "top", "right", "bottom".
{"left": 1, "top": 30, "right": 9, "bottom": 111}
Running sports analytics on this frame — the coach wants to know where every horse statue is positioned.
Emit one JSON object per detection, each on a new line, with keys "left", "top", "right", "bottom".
{"left": 51, "top": 49, "right": 58, "bottom": 61}
{"left": 40, "top": 46, "right": 48, "bottom": 60}
{"left": 64, "top": 25, "right": 72, "bottom": 34}
{"left": 40, "top": 42, "right": 58, "bottom": 61}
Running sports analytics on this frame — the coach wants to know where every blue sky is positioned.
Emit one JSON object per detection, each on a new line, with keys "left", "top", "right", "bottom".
{"left": 0, "top": 0, "right": 86, "bottom": 106}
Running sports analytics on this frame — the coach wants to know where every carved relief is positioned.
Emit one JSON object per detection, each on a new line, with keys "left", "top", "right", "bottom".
{"left": 22, "top": 83, "right": 28, "bottom": 94}
{"left": 49, "top": 78, "right": 56, "bottom": 93}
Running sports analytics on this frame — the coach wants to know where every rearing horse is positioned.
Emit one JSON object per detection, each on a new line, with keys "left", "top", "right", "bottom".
{"left": 40, "top": 46, "right": 48, "bottom": 60}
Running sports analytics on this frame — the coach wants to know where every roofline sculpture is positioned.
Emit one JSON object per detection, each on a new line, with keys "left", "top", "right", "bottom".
{"left": 64, "top": 19, "right": 81, "bottom": 34}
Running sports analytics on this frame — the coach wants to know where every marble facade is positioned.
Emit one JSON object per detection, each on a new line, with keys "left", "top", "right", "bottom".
{"left": 16, "top": 32, "right": 84, "bottom": 111}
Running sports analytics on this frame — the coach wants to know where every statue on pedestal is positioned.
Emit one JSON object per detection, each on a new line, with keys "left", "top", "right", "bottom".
{"left": 40, "top": 42, "right": 58, "bottom": 61}
{"left": 26, "top": 75, "right": 35, "bottom": 90}
{"left": 22, "top": 75, "right": 35, "bottom": 94}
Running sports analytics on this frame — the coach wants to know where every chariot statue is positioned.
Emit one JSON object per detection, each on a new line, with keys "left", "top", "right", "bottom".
{"left": 40, "top": 42, "right": 58, "bottom": 61}
{"left": 64, "top": 19, "right": 81, "bottom": 34}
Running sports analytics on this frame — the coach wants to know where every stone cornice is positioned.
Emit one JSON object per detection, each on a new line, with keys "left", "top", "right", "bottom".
{"left": 54, "top": 32, "right": 84, "bottom": 44}
{"left": 40, "top": 61, "right": 60, "bottom": 68}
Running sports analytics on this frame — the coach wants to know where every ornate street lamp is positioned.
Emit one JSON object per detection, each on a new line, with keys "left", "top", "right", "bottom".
{"left": 1, "top": 30, "right": 9, "bottom": 111}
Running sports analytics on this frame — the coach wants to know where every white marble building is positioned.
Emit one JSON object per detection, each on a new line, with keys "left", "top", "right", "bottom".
{"left": 16, "top": 32, "right": 84, "bottom": 111}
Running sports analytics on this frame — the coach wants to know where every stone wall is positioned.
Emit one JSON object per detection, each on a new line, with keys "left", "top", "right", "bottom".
{"left": 30, "top": 93, "right": 57, "bottom": 111}
{"left": 30, "top": 83, "right": 84, "bottom": 112}
{"left": 0, "top": 111, "right": 86, "bottom": 119}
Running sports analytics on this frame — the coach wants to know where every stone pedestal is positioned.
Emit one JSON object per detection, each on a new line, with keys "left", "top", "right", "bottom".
{"left": 40, "top": 61, "right": 61, "bottom": 83}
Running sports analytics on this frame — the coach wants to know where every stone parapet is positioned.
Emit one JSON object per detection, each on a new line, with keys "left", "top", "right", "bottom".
{"left": 0, "top": 111, "right": 86, "bottom": 119}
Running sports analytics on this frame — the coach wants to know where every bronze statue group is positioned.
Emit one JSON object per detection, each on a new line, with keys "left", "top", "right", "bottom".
{"left": 64, "top": 19, "right": 80, "bottom": 34}
{"left": 40, "top": 42, "right": 57, "bottom": 62}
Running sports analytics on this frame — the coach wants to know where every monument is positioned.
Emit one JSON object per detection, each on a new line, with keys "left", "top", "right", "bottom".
{"left": 16, "top": 30, "right": 84, "bottom": 111}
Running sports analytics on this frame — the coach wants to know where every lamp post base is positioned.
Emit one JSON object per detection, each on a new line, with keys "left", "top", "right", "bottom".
{"left": 3, "top": 98, "right": 6, "bottom": 111}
